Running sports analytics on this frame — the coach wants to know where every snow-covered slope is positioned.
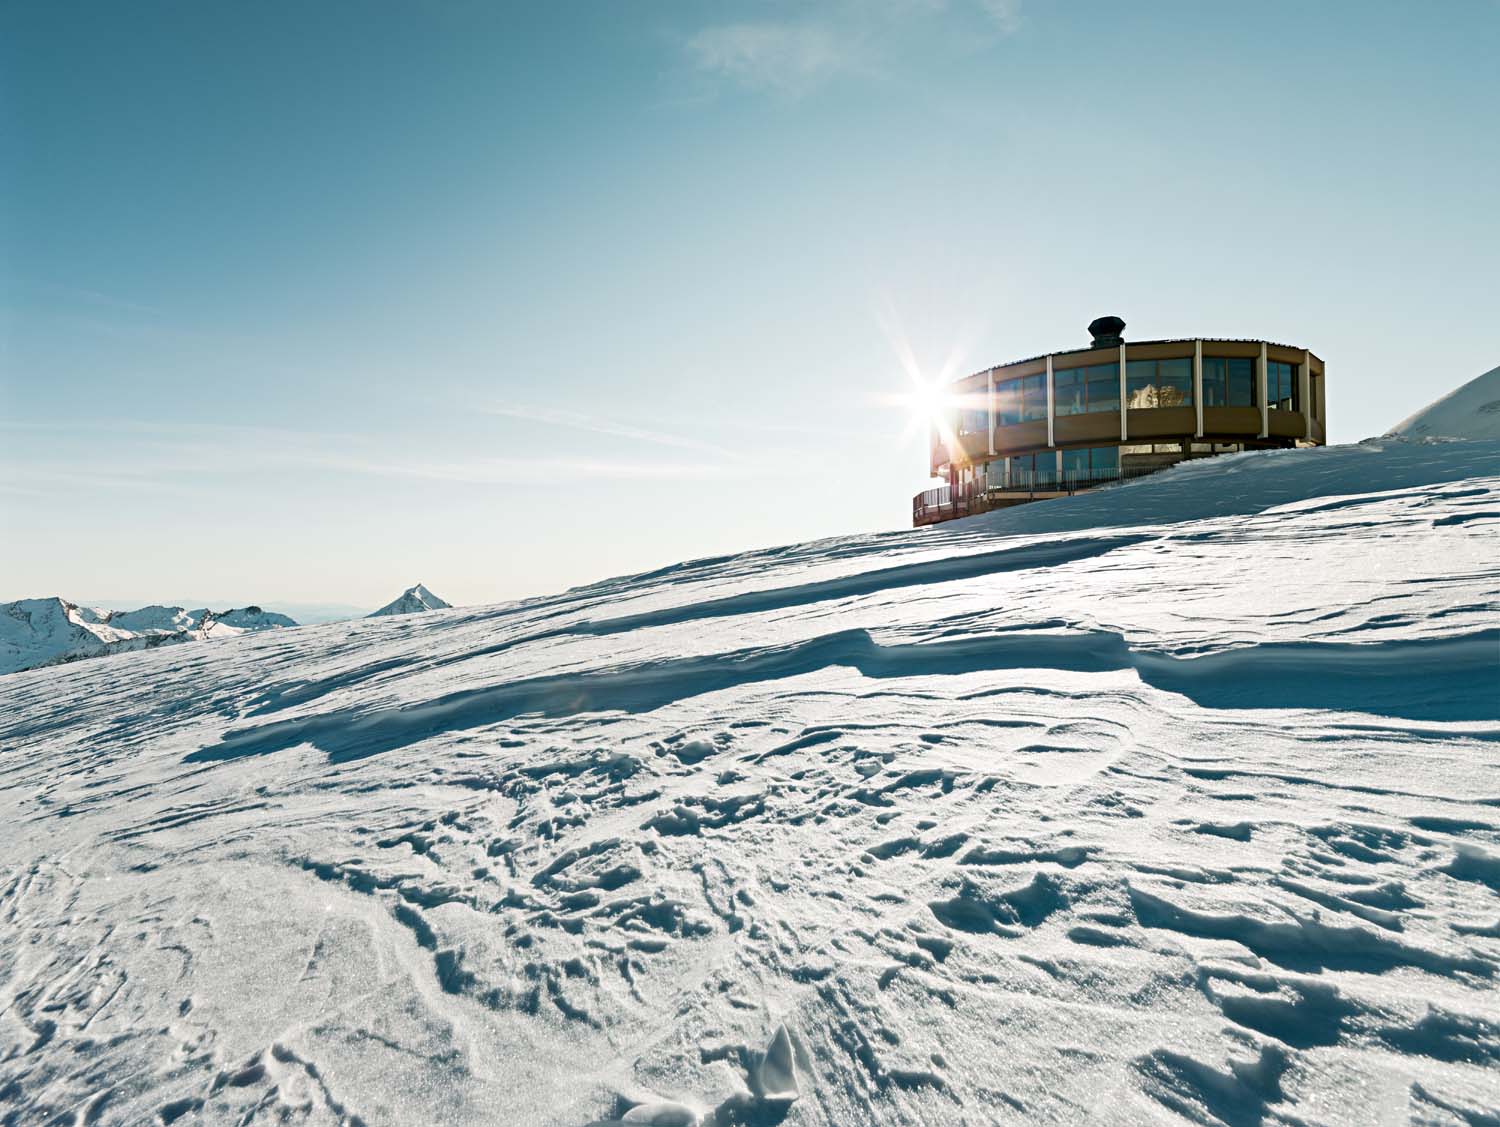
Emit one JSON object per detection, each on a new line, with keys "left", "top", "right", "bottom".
{"left": 2, "top": 439, "right": 1498, "bottom": 1126}
{"left": 1388, "top": 364, "right": 1500, "bottom": 439}
{"left": 0, "top": 600, "right": 297, "bottom": 675}
{"left": 368, "top": 582, "right": 452, "bottom": 617}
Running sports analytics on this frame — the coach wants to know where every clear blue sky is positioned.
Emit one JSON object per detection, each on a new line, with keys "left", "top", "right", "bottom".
{"left": 3, "top": 1, "right": 1496, "bottom": 610}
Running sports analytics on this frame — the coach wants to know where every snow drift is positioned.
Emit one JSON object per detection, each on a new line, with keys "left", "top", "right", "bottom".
{"left": 1, "top": 437, "right": 1498, "bottom": 1126}
{"left": 1388, "top": 363, "right": 1500, "bottom": 440}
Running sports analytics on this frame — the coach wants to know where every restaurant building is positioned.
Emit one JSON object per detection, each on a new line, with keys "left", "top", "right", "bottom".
{"left": 914, "top": 316, "right": 1326, "bottom": 526}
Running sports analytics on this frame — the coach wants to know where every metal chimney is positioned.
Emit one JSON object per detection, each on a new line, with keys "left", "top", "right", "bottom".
{"left": 1088, "top": 315, "right": 1126, "bottom": 348}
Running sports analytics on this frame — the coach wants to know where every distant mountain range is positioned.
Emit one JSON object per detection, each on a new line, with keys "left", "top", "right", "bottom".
{"left": 0, "top": 599, "right": 296, "bottom": 676}
{"left": 1, "top": 584, "right": 452, "bottom": 676}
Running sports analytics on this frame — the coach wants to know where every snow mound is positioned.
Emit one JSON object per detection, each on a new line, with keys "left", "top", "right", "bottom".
{"left": 0, "top": 598, "right": 297, "bottom": 675}
{"left": 2, "top": 438, "right": 1499, "bottom": 1125}
{"left": 1387, "top": 364, "right": 1500, "bottom": 439}
{"left": 368, "top": 582, "right": 452, "bottom": 617}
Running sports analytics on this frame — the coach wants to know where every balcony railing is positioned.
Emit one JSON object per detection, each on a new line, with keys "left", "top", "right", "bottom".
{"left": 912, "top": 465, "right": 1165, "bottom": 524}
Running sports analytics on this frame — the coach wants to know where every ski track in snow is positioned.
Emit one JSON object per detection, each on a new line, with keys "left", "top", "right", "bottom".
{"left": 2, "top": 439, "right": 1499, "bottom": 1126}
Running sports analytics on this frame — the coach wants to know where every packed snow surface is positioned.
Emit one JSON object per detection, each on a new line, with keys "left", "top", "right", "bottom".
{"left": 2, "top": 439, "right": 1499, "bottom": 1126}
{"left": 1388, "top": 364, "right": 1500, "bottom": 440}
{"left": 0, "top": 599, "right": 296, "bottom": 676}
{"left": 368, "top": 583, "right": 452, "bottom": 618}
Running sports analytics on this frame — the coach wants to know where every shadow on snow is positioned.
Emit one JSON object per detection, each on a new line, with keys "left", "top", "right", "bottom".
{"left": 189, "top": 628, "right": 1499, "bottom": 765}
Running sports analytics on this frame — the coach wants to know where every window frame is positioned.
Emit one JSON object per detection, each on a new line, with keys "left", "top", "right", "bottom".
{"left": 1054, "top": 361, "right": 1119, "bottom": 417}
{"left": 956, "top": 404, "right": 988, "bottom": 437}
{"left": 1267, "top": 360, "right": 1299, "bottom": 411}
{"left": 1126, "top": 356, "right": 1194, "bottom": 409}
{"left": 1202, "top": 355, "right": 1257, "bottom": 407}
{"left": 1060, "top": 445, "right": 1121, "bottom": 483}
{"left": 995, "top": 373, "right": 1048, "bottom": 426}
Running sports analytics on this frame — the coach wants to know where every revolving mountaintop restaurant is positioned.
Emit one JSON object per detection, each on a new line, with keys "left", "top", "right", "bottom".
{"left": 913, "top": 316, "right": 1327, "bottom": 526}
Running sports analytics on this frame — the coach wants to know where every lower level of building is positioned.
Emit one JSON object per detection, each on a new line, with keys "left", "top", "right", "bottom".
{"left": 912, "top": 436, "right": 1303, "bottom": 526}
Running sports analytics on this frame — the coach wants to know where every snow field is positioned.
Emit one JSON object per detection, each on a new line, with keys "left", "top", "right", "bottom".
{"left": 1, "top": 438, "right": 1498, "bottom": 1125}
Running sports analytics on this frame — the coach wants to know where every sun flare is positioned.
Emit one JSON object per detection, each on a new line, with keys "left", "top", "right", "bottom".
{"left": 902, "top": 378, "right": 950, "bottom": 428}
{"left": 875, "top": 307, "right": 972, "bottom": 459}
{"left": 886, "top": 373, "right": 963, "bottom": 455}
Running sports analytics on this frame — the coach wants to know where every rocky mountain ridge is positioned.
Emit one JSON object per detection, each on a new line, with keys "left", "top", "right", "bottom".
{"left": 0, "top": 597, "right": 297, "bottom": 676}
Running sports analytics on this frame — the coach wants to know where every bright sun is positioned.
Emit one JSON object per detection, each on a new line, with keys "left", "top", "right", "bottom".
{"left": 906, "top": 378, "right": 948, "bottom": 427}
{"left": 888, "top": 376, "right": 959, "bottom": 445}
{"left": 875, "top": 307, "right": 969, "bottom": 453}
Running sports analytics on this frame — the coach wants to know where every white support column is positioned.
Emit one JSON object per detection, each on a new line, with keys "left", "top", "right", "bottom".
{"left": 1193, "top": 340, "right": 1204, "bottom": 439}
{"left": 1118, "top": 343, "right": 1128, "bottom": 441}
{"left": 987, "top": 370, "right": 996, "bottom": 456}
{"left": 1258, "top": 342, "right": 1269, "bottom": 439}
{"left": 1045, "top": 355, "right": 1055, "bottom": 448}
{"left": 1301, "top": 350, "right": 1312, "bottom": 440}
{"left": 1316, "top": 360, "right": 1324, "bottom": 427}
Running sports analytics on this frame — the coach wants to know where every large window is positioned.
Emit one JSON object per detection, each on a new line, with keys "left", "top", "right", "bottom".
{"left": 1268, "top": 361, "right": 1299, "bottom": 411}
{"left": 1061, "top": 445, "right": 1120, "bottom": 482}
{"left": 1202, "top": 357, "right": 1256, "bottom": 407}
{"left": 1004, "top": 452, "right": 1056, "bottom": 487}
{"left": 996, "top": 373, "right": 1048, "bottom": 426}
{"left": 1021, "top": 374, "right": 1046, "bottom": 421}
{"left": 1054, "top": 363, "right": 1120, "bottom": 416}
{"left": 1054, "top": 368, "right": 1082, "bottom": 416}
{"left": 957, "top": 407, "right": 988, "bottom": 436}
{"left": 1127, "top": 357, "right": 1193, "bottom": 409}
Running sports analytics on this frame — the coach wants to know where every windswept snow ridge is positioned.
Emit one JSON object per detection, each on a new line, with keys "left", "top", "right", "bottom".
{"left": 369, "top": 583, "right": 452, "bottom": 618}
{"left": 2, "top": 439, "right": 1499, "bottom": 1125}
{"left": 0, "top": 599, "right": 296, "bottom": 675}
{"left": 1388, "top": 364, "right": 1500, "bottom": 440}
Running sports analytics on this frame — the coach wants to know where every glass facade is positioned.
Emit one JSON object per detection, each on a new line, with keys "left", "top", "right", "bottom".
{"left": 1127, "top": 357, "right": 1193, "bottom": 409}
{"left": 1061, "top": 446, "right": 1120, "bottom": 481}
{"left": 957, "top": 407, "right": 988, "bottom": 436}
{"left": 996, "top": 374, "right": 1048, "bottom": 426}
{"left": 1054, "top": 368, "right": 1081, "bottom": 415}
{"left": 922, "top": 340, "right": 1321, "bottom": 526}
{"left": 946, "top": 345, "right": 1314, "bottom": 504}
{"left": 1268, "top": 360, "right": 1299, "bottom": 410}
{"left": 1003, "top": 452, "right": 1056, "bottom": 487}
{"left": 1202, "top": 357, "right": 1257, "bottom": 407}
{"left": 1054, "top": 363, "right": 1120, "bottom": 416}
{"left": 1022, "top": 374, "right": 1046, "bottom": 421}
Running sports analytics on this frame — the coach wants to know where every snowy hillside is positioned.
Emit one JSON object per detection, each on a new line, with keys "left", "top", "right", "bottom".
{"left": 1388, "top": 364, "right": 1500, "bottom": 440}
{"left": 369, "top": 582, "right": 452, "bottom": 617}
{"left": 0, "top": 599, "right": 296, "bottom": 676}
{"left": 2, "top": 438, "right": 1498, "bottom": 1126}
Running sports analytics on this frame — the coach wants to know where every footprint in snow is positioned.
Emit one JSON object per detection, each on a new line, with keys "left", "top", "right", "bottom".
{"left": 599, "top": 1025, "right": 801, "bottom": 1127}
